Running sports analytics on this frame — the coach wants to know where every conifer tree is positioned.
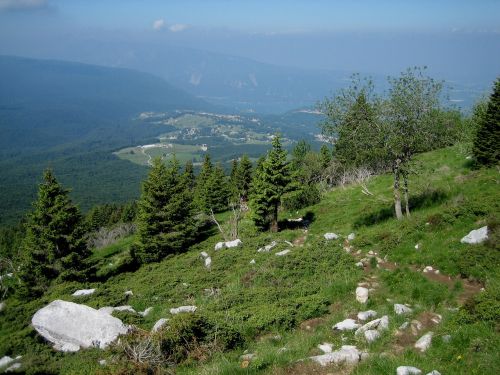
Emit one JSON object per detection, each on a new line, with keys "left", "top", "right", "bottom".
{"left": 20, "top": 169, "right": 89, "bottom": 297}
{"left": 194, "top": 154, "right": 213, "bottom": 212}
{"left": 473, "top": 78, "right": 500, "bottom": 166}
{"left": 136, "top": 157, "right": 195, "bottom": 263}
{"left": 184, "top": 160, "right": 196, "bottom": 190}
{"left": 250, "top": 135, "right": 290, "bottom": 232}
{"left": 319, "top": 144, "right": 332, "bottom": 169}
{"left": 236, "top": 155, "right": 253, "bottom": 202}
{"left": 204, "top": 163, "right": 230, "bottom": 212}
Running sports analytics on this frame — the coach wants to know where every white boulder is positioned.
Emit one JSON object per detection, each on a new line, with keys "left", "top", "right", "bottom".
{"left": 397, "top": 366, "right": 422, "bottom": 375}
{"left": 324, "top": 233, "right": 339, "bottom": 240}
{"left": 139, "top": 307, "right": 153, "bottom": 317}
{"left": 275, "top": 249, "right": 291, "bottom": 256}
{"left": 394, "top": 304, "right": 413, "bottom": 315}
{"left": 415, "top": 332, "right": 433, "bottom": 352}
{"left": 356, "top": 316, "right": 389, "bottom": 336}
{"left": 0, "top": 356, "right": 14, "bottom": 368}
{"left": 205, "top": 257, "right": 212, "bottom": 269}
{"left": 200, "top": 251, "right": 209, "bottom": 258}
{"left": 225, "top": 239, "right": 242, "bottom": 248}
{"left": 124, "top": 290, "right": 133, "bottom": 296}
{"left": 6, "top": 363, "right": 21, "bottom": 372}
{"left": 72, "top": 289, "right": 95, "bottom": 297}
{"left": 0, "top": 301, "right": 5, "bottom": 312}
{"left": 170, "top": 305, "right": 197, "bottom": 315}
{"left": 461, "top": 226, "right": 488, "bottom": 244}
{"left": 358, "top": 310, "right": 377, "bottom": 321}
{"left": 426, "top": 371, "right": 441, "bottom": 375}
{"left": 214, "top": 242, "right": 225, "bottom": 251}
{"left": 151, "top": 318, "right": 169, "bottom": 333}
{"left": 333, "top": 318, "right": 360, "bottom": 331}
{"left": 356, "top": 287, "right": 369, "bottom": 303}
{"left": 310, "top": 345, "right": 366, "bottom": 366}
{"left": 258, "top": 241, "right": 277, "bottom": 253}
{"left": 249, "top": 259, "right": 256, "bottom": 264}
{"left": 318, "top": 342, "right": 333, "bottom": 353}
{"left": 347, "top": 233, "right": 356, "bottom": 241}
{"left": 32, "top": 300, "right": 128, "bottom": 352}
{"left": 364, "top": 329, "right": 381, "bottom": 343}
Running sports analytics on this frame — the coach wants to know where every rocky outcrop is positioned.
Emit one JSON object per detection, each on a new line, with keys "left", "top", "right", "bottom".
{"left": 310, "top": 345, "right": 367, "bottom": 366}
{"left": 170, "top": 305, "right": 197, "bottom": 314}
{"left": 461, "top": 226, "right": 488, "bottom": 244}
{"left": 356, "top": 287, "right": 369, "bottom": 303}
{"left": 32, "top": 300, "right": 128, "bottom": 352}
{"left": 324, "top": 233, "right": 339, "bottom": 240}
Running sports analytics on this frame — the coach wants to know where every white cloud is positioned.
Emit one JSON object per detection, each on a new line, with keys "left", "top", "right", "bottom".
{"left": 152, "top": 18, "right": 166, "bottom": 31}
{"left": 169, "top": 23, "right": 189, "bottom": 33}
{"left": 0, "top": 0, "right": 48, "bottom": 11}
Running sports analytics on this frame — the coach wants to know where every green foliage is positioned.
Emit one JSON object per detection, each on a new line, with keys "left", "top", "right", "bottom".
{"left": 473, "top": 78, "right": 500, "bottom": 166}
{"left": 250, "top": 135, "right": 291, "bottom": 231}
{"left": 19, "top": 169, "right": 90, "bottom": 297}
{"left": 136, "top": 157, "right": 196, "bottom": 263}
{"left": 194, "top": 155, "right": 231, "bottom": 213}
{"left": 458, "top": 283, "right": 500, "bottom": 325}
{"left": 235, "top": 155, "right": 253, "bottom": 202}
{"left": 85, "top": 202, "right": 137, "bottom": 232}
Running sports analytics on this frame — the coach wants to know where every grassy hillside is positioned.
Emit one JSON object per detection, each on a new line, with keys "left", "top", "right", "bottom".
{"left": 0, "top": 145, "right": 498, "bottom": 374}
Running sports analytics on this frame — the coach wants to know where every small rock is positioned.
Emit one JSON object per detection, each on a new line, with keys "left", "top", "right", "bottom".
{"left": 356, "top": 287, "right": 369, "bottom": 303}
{"left": 397, "top": 366, "right": 422, "bottom": 375}
{"left": 333, "top": 318, "right": 360, "bottom": 331}
{"left": 399, "top": 322, "right": 409, "bottom": 330}
{"left": 368, "top": 250, "right": 374, "bottom": 255}
{"left": 240, "top": 353, "right": 255, "bottom": 361}
{"left": 347, "top": 233, "right": 356, "bottom": 241}
{"left": 415, "top": 332, "right": 433, "bottom": 352}
{"left": 355, "top": 261, "right": 364, "bottom": 268}
{"left": 411, "top": 320, "right": 423, "bottom": 335}
{"left": 355, "top": 316, "right": 389, "bottom": 336}
{"left": 318, "top": 342, "right": 333, "bottom": 353}
{"left": 98, "top": 359, "right": 107, "bottom": 366}
{"left": 284, "top": 240, "right": 294, "bottom": 247}
{"left": 430, "top": 314, "right": 442, "bottom": 325}
{"left": 72, "top": 289, "right": 95, "bottom": 297}
{"left": 226, "top": 239, "right": 243, "bottom": 248}
{"left": 0, "top": 302, "right": 5, "bottom": 312}
{"left": 205, "top": 257, "right": 212, "bottom": 269}
{"left": 442, "top": 335, "right": 451, "bottom": 343}
{"left": 5, "top": 363, "right": 21, "bottom": 372}
{"left": 460, "top": 226, "right": 488, "bottom": 244}
{"left": 170, "top": 305, "right": 197, "bottom": 314}
{"left": 182, "top": 282, "right": 189, "bottom": 287}
{"left": 364, "top": 329, "right": 381, "bottom": 343}
{"left": 358, "top": 310, "right": 377, "bottom": 321}
{"left": 310, "top": 345, "right": 366, "bottom": 366}
{"left": 200, "top": 251, "right": 209, "bottom": 258}
{"left": 0, "top": 356, "right": 14, "bottom": 368}
{"left": 139, "top": 307, "right": 153, "bottom": 317}
{"left": 415, "top": 243, "right": 420, "bottom": 250}
{"left": 394, "top": 304, "right": 413, "bottom": 315}
{"left": 426, "top": 371, "right": 441, "bottom": 375}
{"left": 152, "top": 318, "right": 169, "bottom": 332}
{"left": 277, "top": 347, "right": 288, "bottom": 354}
{"left": 275, "top": 249, "right": 290, "bottom": 256}
{"left": 324, "top": 233, "right": 339, "bottom": 240}
{"left": 423, "top": 266, "right": 433, "bottom": 273}
{"left": 124, "top": 290, "right": 133, "bottom": 296}
{"left": 114, "top": 306, "right": 136, "bottom": 313}
{"left": 258, "top": 241, "right": 277, "bottom": 252}
{"left": 214, "top": 242, "right": 225, "bottom": 251}
{"left": 249, "top": 259, "right": 256, "bottom": 264}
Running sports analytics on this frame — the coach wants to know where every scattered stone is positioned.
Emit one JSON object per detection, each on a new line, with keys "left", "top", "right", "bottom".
{"left": 0, "top": 302, "right": 5, "bottom": 312}
{"left": 72, "top": 289, "right": 95, "bottom": 297}
{"left": 368, "top": 250, "right": 375, "bottom": 255}
{"left": 410, "top": 320, "right": 423, "bottom": 336}
{"left": 430, "top": 314, "right": 442, "bottom": 325}
{"left": 415, "top": 332, "right": 433, "bottom": 352}
{"left": 275, "top": 249, "right": 290, "bottom": 256}
{"left": 355, "top": 316, "right": 389, "bottom": 336}
{"left": 214, "top": 242, "right": 225, "bottom": 251}
{"left": 423, "top": 266, "right": 433, "bottom": 273}
{"left": 356, "top": 287, "right": 369, "bottom": 303}
{"left": 355, "top": 262, "right": 364, "bottom": 268}
{"left": 324, "top": 233, "right": 339, "bottom": 240}
{"left": 0, "top": 356, "right": 14, "bottom": 368}
{"left": 139, "top": 307, "right": 153, "bottom": 317}
{"left": 284, "top": 240, "right": 294, "bottom": 247}
{"left": 249, "top": 259, "right": 256, "bottom": 264}
{"left": 5, "top": 363, "right": 21, "bottom": 372}
{"left": 333, "top": 318, "right": 360, "bottom": 331}
{"left": 394, "top": 304, "right": 413, "bottom": 315}
{"left": 200, "top": 251, "right": 209, "bottom": 258}
{"left": 258, "top": 241, "right": 277, "bottom": 253}
{"left": 32, "top": 300, "right": 128, "bottom": 352}
{"left": 364, "top": 329, "right": 381, "bottom": 343}
{"left": 415, "top": 243, "right": 420, "bottom": 250}
{"left": 277, "top": 347, "right": 288, "bottom": 354}
{"left": 288, "top": 217, "right": 303, "bottom": 222}
{"left": 309, "top": 345, "right": 367, "bottom": 366}
{"left": 113, "top": 306, "right": 136, "bottom": 313}
{"left": 152, "top": 318, "right": 169, "bottom": 333}
{"left": 170, "top": 305, "right": 197, "bottom": 314}
{"left": 442, "top": 335, "right": 452, "bottom": 343}
{"left": 426, "top": 371, "right": 441, "bottom": 375}
{"left": 318, "top": 342, "right": 333, "bottom": 353}
{"left": 396, "top": 366, "right": 422, "bottom": 375}
{"left": 98, "top": 359, "right": 107, "bottom": 366}
{"left": 205, "top": 257, "right": 212, "bottom": 269}
{"left": 399, "top": 322, "right": 409, "bottom": 330}
{"left": 358, "top": 310, "right": 377, "bottom": 321}
{"left": 461, "top": 226, "right": 488, "bottom": 244}
{"left": 124, "top": 290, "right": 133, "bottom": 297}
{"left": 240, "top": 353, "right": 255, "bottom": 361}
{"left": 347, "top": 233, "right": 356, "bottom": 241}
{"left": 226, "top": 239, "right": 243, "bottom": 248}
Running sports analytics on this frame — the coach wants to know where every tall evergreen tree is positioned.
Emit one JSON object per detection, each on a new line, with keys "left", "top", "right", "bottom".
{"left": 194, "top": 154, "right": 213, "bottom": 212}
{"left": 250, "top": 135, "right": 290, "bottom": 232}
{"left": 473, "top": 78, "right": 500, "bottom": 166}
{"left": 236, "top": 155, "right": 253, "bottom": 202}
{"left": 20, "top": 169, "right": 89, "bottom": 297}
{"left": 183, "top": 160, "right": 196, "bottom": 190}
{"left": 136, "top": 157, "right": 196, "bottom": 263}
{"left": 204, "top": 163, "right": 231, "bottom": 212}
{"left": 319, "top": 144, "right": 332, "bottom": 169}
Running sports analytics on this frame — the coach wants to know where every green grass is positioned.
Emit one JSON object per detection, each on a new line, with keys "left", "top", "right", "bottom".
{"left": 0, "top": 145, "right": 498, "bottom": 374}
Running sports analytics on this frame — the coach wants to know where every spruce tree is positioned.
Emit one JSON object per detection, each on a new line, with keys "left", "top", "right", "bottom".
{"left": 250, "top": 135, "right": 290, "bottom": 232}
{"left": 236, "top": 155, "right": 253, "bottom": 202}
{"left": 204, "top": 163, "right": 230, "bottom": 212}
{"left": 473, "top": 78, "right": 500, "bottom": 166}
{"left": 194, "top": 154, "right": 213, "bottom": 212}
{"left": 20, "top": 169, "right": 89, "bottom": 297}
{"left": 136, "top": 157, "right": 196, "bottom": 264}
{"left": 183, "top": 160, "right": 196, "bottom": 190}
{"left": 319, "top": 144, "right": 332, "bottom": 169}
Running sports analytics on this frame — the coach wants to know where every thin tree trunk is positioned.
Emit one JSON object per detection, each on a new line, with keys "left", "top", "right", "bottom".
{"left": 402, "top": 171, "right": 410, "bottom": 217}
{"left": 270, "top": 203, "right": 279, "bottom": 232}
{"left": 393, "top": 160, "right": 403, "bottom": 220}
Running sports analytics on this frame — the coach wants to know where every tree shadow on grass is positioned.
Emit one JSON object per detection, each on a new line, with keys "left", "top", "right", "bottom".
{"left": 354, "top": 189, "right": 449, "bottom": 228}
{"left": 279, "top": 211, "right": 315, "bottom": 231}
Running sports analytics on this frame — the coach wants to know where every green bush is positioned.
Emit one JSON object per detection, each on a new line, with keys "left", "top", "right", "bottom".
{"left": 458, "top": 286, "right": 500, "bottom": 325}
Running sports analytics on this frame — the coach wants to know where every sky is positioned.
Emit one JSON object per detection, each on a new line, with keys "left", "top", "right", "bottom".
{"left": 0, "top": 0, "right": 499, "bottom": 84}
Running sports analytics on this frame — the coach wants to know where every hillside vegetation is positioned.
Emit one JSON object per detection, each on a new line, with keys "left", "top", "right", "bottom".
{"left": 1, "top": 145, "right": 498, "bottom": 374}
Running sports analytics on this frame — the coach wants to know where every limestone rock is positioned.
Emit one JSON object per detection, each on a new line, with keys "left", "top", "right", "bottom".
{"left": 275, "top": 249, "right": 290, "bottom": 256}
{"left": 258, "top": 241, "right": 277, "bottom": 253}
{"left": 333, "top": 318, "right": 360, "bottom": 331}
{"left": 461, "top": 226, "right": 488, "bottom": 244}
{"left": 318, "top": 342, "right": 333, "bottom": 353}
{"left": 310, "top": 345, "right": 366, "bottom": 366}
{"left": 249, "top": 259, "right": 256, "bottom": 264}
{"left": 214, "top": 242, "right": 225, "bottom": 251}
{"left": 347, "top": 233, "right": 356, "bottom": 241}
{"left": 364, "top": 329, "right": 381, "bottom": 343}
{"left": 358, "top": 310, "right": 377, "bottom": 321}
{"left": 205, "top": 257, "right": 212, "bottom": 269}
{"left": 225, "top": 239, "right": 242, "bottom": 248}
{"left": 200, "top": 251, "right": 209, "bottom": 258}
{"left": 426, "top": 371, "right": 441, "bottom": 375}
{"left": 32, "top": 300, "right": 128, "bottom": 352}
{"left": 6, "top": 363, "right": 21, "bottom": 372}
{"left": 124, "top": 290, "right": 133, "bottom": 297}
{"left": 397, "top": 366, "right": 422, "bottom": 375}
{"left": 72, "top": 289, "right": 95, "bottom": 297}
{"left": 356, "top": 287, "right": 369, "bottom": 303}
{"left": 151, "top": 318, "right": 169, "bottom": 332}
{"left": 355, "top": 315, "right": 389, "bottom": 336}
{"left": 170, "top": 305, "right": 197, "bottom": 314}
{"left": 394, "top": 304, "right": 413, "bottom": 315}
{"left": 0, "top": 356, "right": 14, "bottom": 368}
{"left": 139, "top": 307, "right": 153, "bottom": 317}
{"left": 324, "top": 233, "right": 339, "bottom": 240}
{"left": 414, "top": 332, "right": 433, "bottom": 352}
{"left": 0, "top": 301, "right": 5, "bottom": 312}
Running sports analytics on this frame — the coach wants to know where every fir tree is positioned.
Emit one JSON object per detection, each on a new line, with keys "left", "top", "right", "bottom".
{"left": 183, "top": 160, "right": 196, "bottom": 190}
{"left": 136, "top": 157, "right": 196, "bottom": 264}
{"left": 194, "top": 154, "right": 213, "bottom": 212}
{"left": 250, "top": 135, "right": 290, "bottom": 232}
{"left": 204, "top": 163, "right": 230, "bottom": 212}
{"left": 319, "top": 144, "right": 332, "bottom": 169}
{"left": 236, "top": 155, "right": 253, "bottom": 202}
{"left": 20, "top": 169, "right": 89, "bottom": 297}
{"left": 473, "top": 78, "right": 500, "bottom": 166}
